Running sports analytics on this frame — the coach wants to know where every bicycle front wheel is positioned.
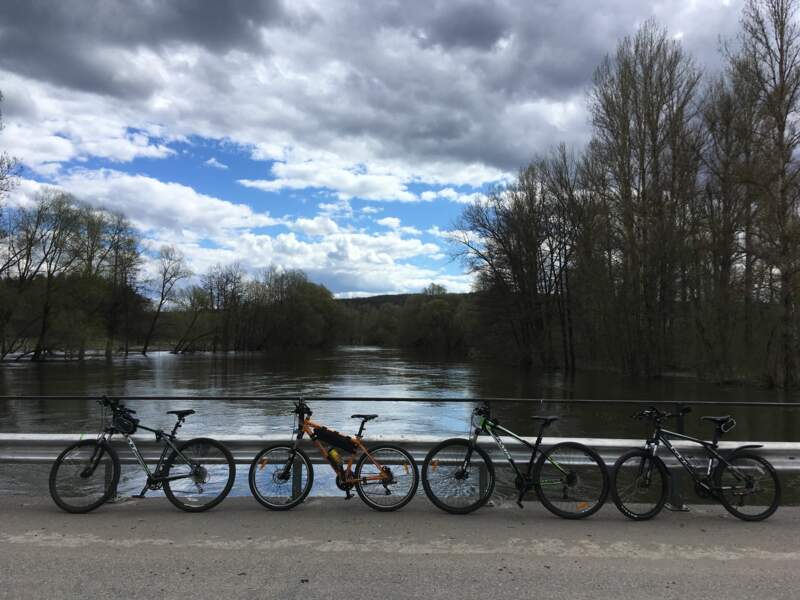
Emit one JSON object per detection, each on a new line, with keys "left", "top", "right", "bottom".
{"left": 611, "top": 450, "right": 668, "bottom": 521}
{"left": 49, "top": 440, "right": 120, "bottom": 513}
{"left": 355, "top": 444, "right": 419, "bottom": 511}
{"left": 533, "top": 442, "right": 609, "bottom": 519}
{"left": 163, "top": 438, "right": 235, "bottom": 512}
{"left": 249, "top": 445, "right": 314, "bottom": 510}
{"left": 715, "top": 452, "right": 780, "bottom": 521}
{"left": 421, "top": 438, "right": 495, "bottom": 514}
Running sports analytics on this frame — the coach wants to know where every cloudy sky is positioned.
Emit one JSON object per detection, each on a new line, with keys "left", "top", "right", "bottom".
{"left": 0, "top": 0, "right": 744, "bottom": 295}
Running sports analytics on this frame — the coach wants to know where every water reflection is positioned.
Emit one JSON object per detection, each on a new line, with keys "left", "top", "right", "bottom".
{"left": 1, "top": 346, "right": 798, "bottom": 441}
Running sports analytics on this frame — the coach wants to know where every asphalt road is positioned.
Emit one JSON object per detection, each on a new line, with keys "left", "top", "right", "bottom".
{"left": 0, "top": 496, "right": 798, "bottom": 600}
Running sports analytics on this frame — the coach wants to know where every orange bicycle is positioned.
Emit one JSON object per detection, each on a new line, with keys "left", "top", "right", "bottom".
{"left": 249, "top": 400, "right": 419, "bottom": 511}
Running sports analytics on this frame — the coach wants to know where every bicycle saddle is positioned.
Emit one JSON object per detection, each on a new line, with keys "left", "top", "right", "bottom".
{"left": 167, "top": 409, "right": 195, "bottom": 419}
{"left": 701, "top": 415, "right": 731, "bottom": 424}
{"left": 351, "top": 414, "right": 378, "bottom": 421}
{"left": 531, "top": 415, "right": 559, "bottom": 426}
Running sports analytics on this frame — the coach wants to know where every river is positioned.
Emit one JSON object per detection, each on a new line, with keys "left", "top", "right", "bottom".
{"left": 1, "top": 346, "right": 798, "bottom": 499}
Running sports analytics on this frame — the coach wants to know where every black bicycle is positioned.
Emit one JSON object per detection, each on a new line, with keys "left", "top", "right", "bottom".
{"left": 611, "top": 407, "right": 781, "bottom": 521}
{"left": 49, "top": 397, "right": 236, "bottom": 513}
{"left": 421, "top": 406, "right": 609, "bottom": 518}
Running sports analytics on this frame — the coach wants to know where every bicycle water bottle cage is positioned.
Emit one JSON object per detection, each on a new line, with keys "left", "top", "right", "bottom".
{"left": 312, "top": 427, "right": 358, "bottom": 453}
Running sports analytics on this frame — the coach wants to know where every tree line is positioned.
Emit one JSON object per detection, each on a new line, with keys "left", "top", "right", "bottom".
{"left": 0, "top": 186, "right": 346, "bottom": 358}
{"left": 454, "top": 0, "right": 800, "bottom": 387}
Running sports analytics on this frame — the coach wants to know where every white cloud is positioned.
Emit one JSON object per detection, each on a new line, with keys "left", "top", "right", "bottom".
{"left": 376, "top": 216, "right": 421, "bottom": 235}
{"left": 421, "top": 187, "right": 484, "bottom": 204}
{"left": 204, "top": 157, "right": 228, "bottom": 170}
{"left": 239, "top": 158, "right": 419, "bottom": 202}
{"left": 12, "top": 170, "right": 283, "bottom": 236}
{"left": 292, "top": 215, "right": 340, "bottom": 237}
{"left": 7, "top": 172, "right": 467, "bottom": 295}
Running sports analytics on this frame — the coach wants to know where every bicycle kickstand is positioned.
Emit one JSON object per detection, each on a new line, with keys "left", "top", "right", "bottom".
{"left": 134, "top": 483, "right": 149, "bottom": 499}
{"left": 516, "top": 492, "right": 524, "bottom": 509}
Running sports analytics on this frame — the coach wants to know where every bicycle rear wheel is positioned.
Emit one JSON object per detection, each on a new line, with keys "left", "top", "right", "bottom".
{"left": 534, "top": 442, "right": 609, "bottom": 519}
{"left": 421, "top": 438, "right": 495, "bottom": 514}
{"left": 715, "top": 452, "right": 780, "bottom": 521}
{"left": 49, "top": 440, "right": 120, "bottom": 513}
{"left": 611, "top": 450, "right": 668, "bottom": 521}
{"left": 355, "top": 444, "right": 418, "bottom": 511}
{"left": 249, "top": 445, "right": 314, "bottom": 510}
{"left": 163, "top": 438, "right": 235, "bottom": 512}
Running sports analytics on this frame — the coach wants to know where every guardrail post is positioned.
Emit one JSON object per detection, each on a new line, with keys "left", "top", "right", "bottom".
{"left": 675, "top": 403, "right": 686, "bottom": 435}
{"left": 666, "top": 402, "right": 689, "bottom": 512}
{"left": 292, "top": 459, "right": 302, "bottom": 499}
{"left": 478, "top": 463, "right": 487, "bottom": 500}
{"left": 105, "top": 460, "right": 118, "bottom": 499}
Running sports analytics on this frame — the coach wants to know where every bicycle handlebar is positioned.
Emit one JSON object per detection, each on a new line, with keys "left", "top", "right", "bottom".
{"left": 294, "top": 399, "right": 312, "bottom": 417}
{"left": 97, "top": 396, "right": 135, "bottom": 414}
{"left": 633, "top": 406, "right": 691, "bottom": 422}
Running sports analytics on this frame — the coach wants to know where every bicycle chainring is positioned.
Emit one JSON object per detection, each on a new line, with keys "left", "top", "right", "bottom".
{"left": 336, "top": 468, "right": 354, "bottom": 491}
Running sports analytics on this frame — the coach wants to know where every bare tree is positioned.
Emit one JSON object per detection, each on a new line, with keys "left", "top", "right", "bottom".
{"left": 30, "top": 190, "right": 80, "bottom": 360}
{"left": 588, "top": 19, "right": 702, "bottom": 375}
{"left": 734, "top": 0, "right": 800, "bottom": 387}
{"left": 142, "top": 245, "right": 190, "bottom": 355}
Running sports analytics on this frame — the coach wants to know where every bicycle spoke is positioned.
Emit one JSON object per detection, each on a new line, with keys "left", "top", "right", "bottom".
{"left": 356, "top": 446, "right": 417, "bottom": 510}
{"left": 536, "top": 444, "right": 607, "bottom": 518}
{"left": 423, "top": 440, "right": 493, "bottom": 513}
{"left": 50, "top": 441, "right": 117, "bottom": 513}
{"left": 717, "top": 455, "right": 780, "bottom": 520}
{"left": 250, "top": 446, "right": 312, "bottom": 509}
{"left": 165, "top": 441, "right": 234, "bottom": 510}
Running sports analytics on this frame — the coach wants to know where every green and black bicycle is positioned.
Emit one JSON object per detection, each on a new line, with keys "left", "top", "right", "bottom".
{"left": 421, "top": 405, "right": 609, "bottom": 517}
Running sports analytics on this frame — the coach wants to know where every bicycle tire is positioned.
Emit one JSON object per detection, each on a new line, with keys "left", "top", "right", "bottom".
{"left": 355, "top": 444, "right": 419, "bottom": 511}
{"left": 533, "top": 441, "right": 609, "bottom": 519}
{"left": 49, "top": 439, "right": 120, "bottom": 514}
{"left": 249, "top": 445, "right": 314, "bottom": 511}
{"left": 611, "top": 449, "right": 669, "bottom": 521}
{"left": 715, "top": 451, "right": 781, "bottom": 521}
{"left": 421, "top": 438, "right": 495, "bottom": 515}
{"left": 162, "top": 437, "right": 235, "bottom": 512}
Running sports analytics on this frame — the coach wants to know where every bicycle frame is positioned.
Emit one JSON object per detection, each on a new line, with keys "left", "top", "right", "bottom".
{"left": 647, "top": 425, "right": 739, "bottom": 492}
{"left": 290, "top": 412, "right": 393, "bottom": 487}
{"left": 92, "top": 422, "right": 199, "bottom": 489}
{"left": 470, "top": 413, "right": 570, "bottom": 485}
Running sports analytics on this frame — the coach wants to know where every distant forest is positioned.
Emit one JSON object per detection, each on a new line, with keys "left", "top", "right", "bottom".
{"left": 5, "top": 1, "right": 800, "bottom": 389}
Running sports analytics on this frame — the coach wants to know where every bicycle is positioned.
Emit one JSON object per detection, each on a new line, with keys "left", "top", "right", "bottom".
{"left": 611, "top": 406, "right": 781, "bottom": 521}
{"left": 49, "top": 396, "right": 236, "bottom": 513}
{"left": 248, "top": 400, "right": 419, "bottom": 512}
{"left": 421, "top": 405, "right": 609, "bottom": 518}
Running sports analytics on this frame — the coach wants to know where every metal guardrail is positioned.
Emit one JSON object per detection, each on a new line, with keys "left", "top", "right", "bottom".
{"left": 2, "top": 433, "right": 798, "bottom": 472}
{"left": 3, "top": 395, "right": 799, "bottom": 437}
